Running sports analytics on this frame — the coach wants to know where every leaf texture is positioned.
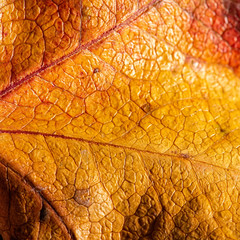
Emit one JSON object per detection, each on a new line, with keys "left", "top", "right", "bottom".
{"left": 0, "top": 0, "right": 240, "bottom": 239}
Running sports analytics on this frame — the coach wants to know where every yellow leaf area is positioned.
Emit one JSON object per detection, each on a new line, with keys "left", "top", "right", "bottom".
{"left": 1, "top": 0, "right": 240, "bottom": 239}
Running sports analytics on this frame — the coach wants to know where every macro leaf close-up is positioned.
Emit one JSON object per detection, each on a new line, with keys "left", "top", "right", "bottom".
{"left": 0, "top": 0, "right": 240, "bottom": 239}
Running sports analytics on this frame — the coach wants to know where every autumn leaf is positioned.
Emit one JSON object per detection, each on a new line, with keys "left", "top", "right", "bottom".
{"left": 0, "top": 0, "right": 240, "bottom": 239}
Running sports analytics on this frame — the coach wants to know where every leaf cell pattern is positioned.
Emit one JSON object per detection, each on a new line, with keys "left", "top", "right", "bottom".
{"left": 0, "top": 0, "right": 240, "bottom": 239}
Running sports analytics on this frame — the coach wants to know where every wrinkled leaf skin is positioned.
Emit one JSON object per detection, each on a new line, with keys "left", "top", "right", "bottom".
{"left": 0, "top": 0, "right": 240, "bottom": 239}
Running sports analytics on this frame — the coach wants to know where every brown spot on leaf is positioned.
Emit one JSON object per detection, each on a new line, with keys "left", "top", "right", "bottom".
{"left": 93, "top": 68, "right": 100, "bottom": 73}
{"left": 141, "top": 103, "right": 151, "bottom": 113}
{"left": 220, "top": 127, "right": 225, "bottom": 133}
{"left": 74, "top": 189, "right": 91, "bottom": 207}
{"left": 180, "top": 153, "right": 190, "bottom": 159}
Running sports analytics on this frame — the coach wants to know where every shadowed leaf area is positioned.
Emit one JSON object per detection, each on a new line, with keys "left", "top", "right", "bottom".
{"left": 0, "top": 0, "right": 240, "bottom": 239}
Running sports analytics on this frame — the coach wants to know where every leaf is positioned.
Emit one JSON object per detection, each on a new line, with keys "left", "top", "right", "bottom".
{"left": 0, "top": 0, "right": 240, "bottom": 239}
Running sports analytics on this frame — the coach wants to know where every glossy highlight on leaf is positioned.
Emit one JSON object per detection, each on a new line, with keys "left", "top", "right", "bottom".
{"left": 0, "top": 0, "right": 240, "bottom": 239}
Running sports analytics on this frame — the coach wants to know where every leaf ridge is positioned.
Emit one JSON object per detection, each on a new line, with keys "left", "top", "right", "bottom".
{"left": 1, "top": 129, "right": 239, "bottom": 174}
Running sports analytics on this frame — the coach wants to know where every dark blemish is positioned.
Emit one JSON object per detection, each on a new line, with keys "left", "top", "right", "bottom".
{"left": 220, "top": 127, "right": 225, "bottom": 133}
{"left": 74, "top": 189, "right": 91, "bottom": 207}
{"left": 220, "top": 128, "right": 230, "bottom": 137}
{"left": 220, "top": 127, "right": 229, "bottom": 136}
{"left": 40, "top": 204, "right": 48, "bottom": 222}
{"left": 79, "top": 72, "right": 85, "bottom": 79}
{"left": 180, "top": 153, "right": 190, "bottom": 159}
{"left": 141, "top": 103, "right": 151, "bottom": 113}
{"left": 93, "top": 68, "right": 100, "bottom": 74}
{"left": 0, "top": 234, "right": 3, "bottom": 240}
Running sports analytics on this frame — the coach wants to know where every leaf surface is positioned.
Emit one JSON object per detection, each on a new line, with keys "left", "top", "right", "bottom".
{"left": 0, "top": 0, "right": 240, "bottom": 239}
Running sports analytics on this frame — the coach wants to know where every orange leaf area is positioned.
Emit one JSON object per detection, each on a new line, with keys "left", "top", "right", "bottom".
{"left": 0, "top": 0, "right": 81, "bottom": 92}
{"left": 1, "top": 0, "right": 240, "bottom": 239}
